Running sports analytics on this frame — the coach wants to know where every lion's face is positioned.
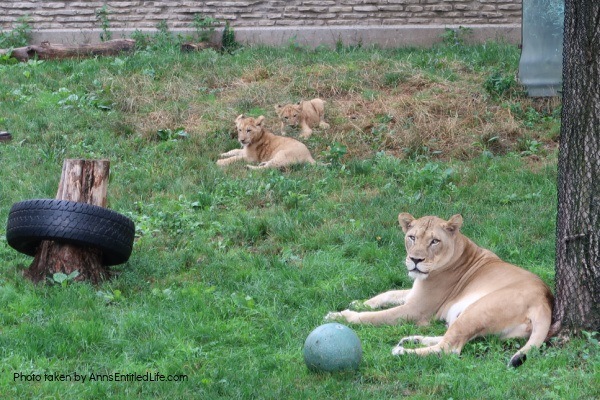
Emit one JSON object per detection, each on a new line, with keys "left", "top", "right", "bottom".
{"left": 275, "top": 103, "right": 302, "bottom": 126}
{"left": 398, "top": 213, "right": 463, "bottom": 280}
{"left": 235, "top": 115, "right": 265, "bottom": 146}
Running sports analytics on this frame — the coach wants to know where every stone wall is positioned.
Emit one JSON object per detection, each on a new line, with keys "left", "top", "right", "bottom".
{"left": 0, "top": 1, "right": 523, "bottom": 47}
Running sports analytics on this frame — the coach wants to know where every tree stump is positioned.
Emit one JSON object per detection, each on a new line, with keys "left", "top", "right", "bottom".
{"left": 24, "top": 159, "right": 112, "bottom": 284}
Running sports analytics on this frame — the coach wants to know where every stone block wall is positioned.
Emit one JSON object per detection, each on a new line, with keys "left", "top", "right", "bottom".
{"left": 0, "top": 1, "right": 523, "bottom": 47}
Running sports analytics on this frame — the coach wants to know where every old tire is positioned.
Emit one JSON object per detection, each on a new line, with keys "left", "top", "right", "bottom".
{"left": 6, "top": 199, "right": 135, "bottom": 266}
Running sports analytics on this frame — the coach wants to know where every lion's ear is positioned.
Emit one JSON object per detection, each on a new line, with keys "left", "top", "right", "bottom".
{"left": 235, "top": 114, "right": 244, "bottom": 123}
{"left": 256, "top": 116, "right": 265, "bottom": 126}
{"left": 445, "top": 214, "right": 463, "bottom": 233}
{"left": 398, "top": 213, "right": 415, "bottom": 233}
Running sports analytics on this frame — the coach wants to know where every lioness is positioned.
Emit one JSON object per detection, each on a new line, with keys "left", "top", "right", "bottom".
{"left": 275, "top": 98, "right": 330, "bottom": 139}
{"left": 217, "top": 115, "right": 316, "bottom": 169}
{"left": 326, "top": 213, "right": 554, "bottom": 367}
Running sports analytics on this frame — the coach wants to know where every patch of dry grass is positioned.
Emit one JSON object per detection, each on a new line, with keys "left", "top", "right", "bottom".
{"left": 103, "top": 47, "right": 560, "bottom": 161}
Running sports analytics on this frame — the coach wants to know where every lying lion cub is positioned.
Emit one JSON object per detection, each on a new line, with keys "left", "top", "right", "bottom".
{"left": 275, "top": 98, "right": 330, "bottom": 139}
{"left": 217, "top": 115, "right": 316, "bottom": 169}
{"left": 326, "top": 213, "right": 554, "bottom": 367}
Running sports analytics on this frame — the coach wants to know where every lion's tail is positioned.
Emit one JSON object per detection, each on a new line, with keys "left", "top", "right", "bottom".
{"left": 508, "top": 303, "right": 553, "bottom": 368}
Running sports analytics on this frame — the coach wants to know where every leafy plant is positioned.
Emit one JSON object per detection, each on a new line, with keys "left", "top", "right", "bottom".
{"left": 20, "top": 59, "right": 45, "bottom": 79}
{"left": 221, "top": 22, "right": 240, "bottom": 53}
{"left": 484, "top": 71, "right": 523, "bottom": 99}
{"left": 402, "top": 143, "right": 441, "bottom": 161}
{"left": 517, "top": 137, "right": 543, "bottom": 156}
{"left": 441, "top": 26, "right": 473, "bottom": 47}
{"left": 48, "top": 271, "right": 80, "bottom": 286}
{"left": 283, "top": 191, "right": 308, "bottom": 210}
{"left": 130, "top": 29, "right": 152, "bottom": 50}
{"left": 0, "top": 51, "right": 18, "bottom": 65}
{"left": 321, "top": 142, "right": 347, "bottom": 165}
{"left": 191, "top": 14, "right": 220, "bottom": 42}
{"left": 154, "top": 20, "right": 176, "bottom": 48}
{"left": 157, "top": 127, "right": 189, "bottom": 141}
{"left": 96, "top": 289, "right": 123, "bottom": 304}
{"left": 472, "top": 134, "right": 501, "bottom": 157}
{"left": 55, "top": 87, "right": 113, "bottom": 110}
{"left": 131, "top": 20, "right": 181, "bottom": 51}
{"left": 405, "top": 162, "right": 456, "bottom": 199}
{"left": 0, "top": 16, "right": 31, "bottom": 48}
{"left": 95, "top": 5, "right": 113, "bottom": 42}
{"left": 582, "top": 330, "right": 599, "bottom": 346}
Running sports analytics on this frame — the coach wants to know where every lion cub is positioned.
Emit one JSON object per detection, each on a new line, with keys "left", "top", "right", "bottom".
{"left": 275, "top": 98, "right": 330, "bottom": 139}
{"left": 217, "top": 115, "right": 316, "bottom": 169}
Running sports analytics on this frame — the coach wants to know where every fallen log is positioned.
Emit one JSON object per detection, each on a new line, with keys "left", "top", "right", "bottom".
{"left": 180, "top": 41, "right": 220, "bottom": 52}
{"left": 0, "top": 39, "right": 135, "bottom": 62}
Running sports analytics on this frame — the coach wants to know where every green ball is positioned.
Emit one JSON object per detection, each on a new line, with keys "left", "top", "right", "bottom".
{"left": 303, "top": 323, "right": 362, "bottom": 372}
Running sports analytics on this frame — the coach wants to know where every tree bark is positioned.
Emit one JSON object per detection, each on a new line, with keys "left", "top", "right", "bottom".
{"left": 553, "top": 0, "right": 600, "bottom": 335}
{"left": 24, "top": 159, "right": 112, "bottom": 284}
{"left": 0, "top": 39, "right": 135, "bottom": 62}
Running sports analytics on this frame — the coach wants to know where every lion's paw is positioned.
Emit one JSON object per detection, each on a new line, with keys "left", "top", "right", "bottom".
{"left": 391, "top": 345, "right": 406, "bottom": 356}
{"left": 324, "top": 309, "right": 360, "bottom": 323}
{"left": 324, "top": 311, "right": 344, "bottom": 322}
{"left": 349, "top": 300, "right": 374, "bottom": 311}
{"left": 398, "top": 336, "right": 424, "bottom": 346}
{"left": 392, "top": 337, "right": 421, "bottom": 356}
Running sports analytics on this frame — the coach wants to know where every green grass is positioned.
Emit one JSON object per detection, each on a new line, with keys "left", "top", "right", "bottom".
{"left": 0, "top": 41, "right": 597, "bottom": 399}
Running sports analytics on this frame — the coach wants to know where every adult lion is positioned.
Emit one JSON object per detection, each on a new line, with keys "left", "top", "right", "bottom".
{"left": 217, "top": 115, "right": 315, "bottom": 169}
{"left": 326, "top": 213, "right": 554, "bottom": 367}
{"left": 275, "top": 98, "right": 329, "bottom": 139}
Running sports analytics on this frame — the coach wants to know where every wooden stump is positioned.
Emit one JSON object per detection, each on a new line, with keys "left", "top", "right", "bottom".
{"left": 24, "top": 159, "right": 112, "bottom": 284}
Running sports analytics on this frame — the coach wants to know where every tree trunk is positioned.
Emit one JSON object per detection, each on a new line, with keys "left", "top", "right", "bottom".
{"left": 0, "top": 39, "right": 135, "bottom": 62}
{"left": 553, "top": 0, "right": 600, "bottom": 335}
{"left": 24, "top": 159, "right": 112, "bottom": 284}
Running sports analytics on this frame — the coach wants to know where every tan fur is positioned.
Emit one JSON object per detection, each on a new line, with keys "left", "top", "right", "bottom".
{"left": 274, "top": 98, "right": 329, "bottom": 139}
{"left": 217, "top": 115, "right": 316, "bottom": 169}
{"left": 326, "top": 213, "right": 554, "bottom": 367}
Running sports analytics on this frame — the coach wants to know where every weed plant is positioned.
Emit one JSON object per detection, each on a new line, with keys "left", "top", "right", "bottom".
{"left": 95, "top": 6, "right": 112, "bottom": 42}
{"left": 0, "top": 39, "right": 596, "bottom": 399}
{"left": 0, "top": 16, "right": 31, "bottom": 49}
{"left": 191, "top": 14, "right": 220, "bottom": 43}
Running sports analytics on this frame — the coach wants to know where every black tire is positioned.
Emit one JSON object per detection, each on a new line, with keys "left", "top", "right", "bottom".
{"left": 6, "top": 199, "right": 135, "bottom": 266}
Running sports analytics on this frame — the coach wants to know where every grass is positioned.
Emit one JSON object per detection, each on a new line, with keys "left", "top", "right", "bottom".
{"left": 0, "top": 38, "right": 597, "bottom": 399}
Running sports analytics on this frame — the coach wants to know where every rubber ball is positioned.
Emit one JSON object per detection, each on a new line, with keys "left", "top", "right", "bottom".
{"left": 303, "top": 323, "right": 362, "bottom": 372}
